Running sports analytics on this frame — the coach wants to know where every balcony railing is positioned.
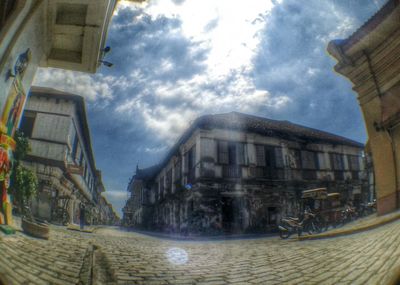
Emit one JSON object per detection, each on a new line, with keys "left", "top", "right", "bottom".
{"left": 249, "top": 167, "right": 284, "bottom": 180}
{"left": 187, "top": 167, "right": 196, "bottom": 184}
{"left": 200, "top": 161, "right": 215, "bottom": 178}
{"left": 222, "top": 165, "right": 241, "bottom": 178}
{"left": 302, "top": 170, "right": 317, "bottom": 180}
{"left": 334, "top": 171, "right": 345, "bottom": 181}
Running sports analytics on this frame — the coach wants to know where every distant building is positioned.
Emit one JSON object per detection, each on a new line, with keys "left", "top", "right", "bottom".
{"left": 123, "top": 112, "right": 370, "bottom": 234}
{"left": 122, "top": 165, "right": 159, "bottom": 228}
{"left": 105, "top": 199, "right": 120, "bottom": 225}
{"left": 327, "top": 0, "right": 399, "bottom": 215}
{"left": 19, "top": 87, "right": 105, "bottom": 225}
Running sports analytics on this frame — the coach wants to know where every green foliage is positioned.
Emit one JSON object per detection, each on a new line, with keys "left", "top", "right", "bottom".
{"left": 13, "top": 129, "right": 30, "bottom": 163}
{"left": 12, "top": 164, "right": 38, "bottom": 209}
{"left": 8, "top": 130, "right": 37, "bottom": 212}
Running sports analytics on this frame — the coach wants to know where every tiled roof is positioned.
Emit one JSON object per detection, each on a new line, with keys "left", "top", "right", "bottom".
{"left": 149, "top": 112, "right": 364, "bottom": 176}
{"left": 340, "top": 0, "right": 399, "bottom": 51}
{"left": 197, "top": 112, "right": 363, "bottom": 147}
{"left": 134, "top": 165, "right": 161, "bottom": 180}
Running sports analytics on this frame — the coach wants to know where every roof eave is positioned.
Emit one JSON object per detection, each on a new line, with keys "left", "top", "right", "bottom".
{"left": 328, "top": 0, "right": 400, "bottom": 61}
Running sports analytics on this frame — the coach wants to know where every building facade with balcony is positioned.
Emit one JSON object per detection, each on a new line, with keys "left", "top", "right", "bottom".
{"left": 124, "top": 112, "right": 368, "bottom": 234}
{"left": 0, "top": 0, "right": 130, "bottom": 225}
{"left": 19, "top": 86, "right": 104, "bottom": 225}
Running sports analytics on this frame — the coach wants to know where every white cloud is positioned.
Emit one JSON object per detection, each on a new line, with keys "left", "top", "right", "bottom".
{"left": 33, "top": 68, "right": 114, "bottom": 102}
{"left": 116, "top": 70, "right": 291, "bottom": 143}
{"left": 102, "top": 191, "right": 128, "bottom": 200}
{"left": 144, "top": 0, "right": 276, "bottom": 77}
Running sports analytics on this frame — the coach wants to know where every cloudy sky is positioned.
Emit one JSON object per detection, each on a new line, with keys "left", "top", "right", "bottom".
{"left": 33, "top": 0, "right": 386, "bottom": 216}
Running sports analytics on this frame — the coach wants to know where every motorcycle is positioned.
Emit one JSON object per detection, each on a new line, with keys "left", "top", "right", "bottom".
{"left": 340, "top": 205, "right": 358, "bottom": 224}
{"left": 278, "top": 209, "right": 322, "bottom": 239}
{"left": 358, "top": 200, "right": 377, "bottom": 217}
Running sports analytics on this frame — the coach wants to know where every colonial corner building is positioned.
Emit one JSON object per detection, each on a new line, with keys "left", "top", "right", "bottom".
{"left": 122, "top": 112, "right": 370, "bottom": 234}
{"left": 327, "top": 0, "right": 400, "bottom": 215}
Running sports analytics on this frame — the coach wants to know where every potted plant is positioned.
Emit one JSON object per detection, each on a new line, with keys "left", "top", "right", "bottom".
{"left": 9, "top": 130, "right": 49, "bottom": 239}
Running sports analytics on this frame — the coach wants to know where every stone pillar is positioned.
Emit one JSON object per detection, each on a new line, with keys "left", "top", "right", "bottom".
{"left": 69, "top": 196, "right": 75, "bottom": 224}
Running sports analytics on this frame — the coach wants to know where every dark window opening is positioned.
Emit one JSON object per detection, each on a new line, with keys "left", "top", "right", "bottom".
{"left": 79, "top": 152, "right": 84, "bottom": 166}
{"left": 166, "top": 169, "right": 172, "bottom": 193}
{"left": 186, "top": 146, "right": 196, "bottom": 183}
{"left": 218, "top": 141, "right": 229, "bottom": 164}
{"left": 302, "top": 169, "right": 317, "bottom": 180}
{"left": 174, "top": 158, "right": 182, "bottom": 182}
{"left": 301, "top": 150, "right": 319, "bottom": 170}
{"left": 330, "top": 153, "right": 344, "bottom": 170}
{"left": 19, "top": 111, "right": 36, "bottom": 138}
{"left": 218, "top": 141, "right": 245, "bottom": 166}
{"left": 347, "top": 155, "right": 360, "bottom": 171}
{"left": 71, "top": 134, "right": 79, "bottom": 161}
{"left": 334, "top": 171, "right": 344, "bottom": 181}
{"left": 0, "top": 0, "right": 17, "bottom": 31}
{"left": 253, "top": 145, "right": 283, "bottom": 179}
{"left": 160, "top": 177, "right": 165, "bottom": 198}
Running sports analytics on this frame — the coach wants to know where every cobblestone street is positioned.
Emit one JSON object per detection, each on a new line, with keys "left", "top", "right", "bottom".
{"left": 1, "top": 220, "right": 400, "bottom": 285}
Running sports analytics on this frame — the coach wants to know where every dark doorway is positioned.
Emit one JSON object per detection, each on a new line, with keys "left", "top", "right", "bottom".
{"left": 221, "top": 197, "right": 234, "bottom": 231}
{"left": 267, "top": 207, "right": 278, "bottom": 225}
{"left": 0, "top": 1, "right": 17, "bottom": 30}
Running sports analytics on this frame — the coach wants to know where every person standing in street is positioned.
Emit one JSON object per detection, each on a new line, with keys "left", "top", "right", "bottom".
{"left": 79, "top": 203, "right": 85, "bottom": 230}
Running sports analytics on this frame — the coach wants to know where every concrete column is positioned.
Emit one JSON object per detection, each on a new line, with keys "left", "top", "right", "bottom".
{"left": 68, "top": 196, "right": 75, "bottom": 224}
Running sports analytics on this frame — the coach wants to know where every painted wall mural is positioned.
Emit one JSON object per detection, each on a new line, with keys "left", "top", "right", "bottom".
{"left": 0, "top": 74, "right": 24, "bottom": 225}
{"left": 1, "top": 75, "right": 26, "bottom": 137}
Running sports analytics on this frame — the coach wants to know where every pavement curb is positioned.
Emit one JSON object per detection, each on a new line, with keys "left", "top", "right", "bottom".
{"left": 298, "top": 212, "right": 400, "bottom": 241}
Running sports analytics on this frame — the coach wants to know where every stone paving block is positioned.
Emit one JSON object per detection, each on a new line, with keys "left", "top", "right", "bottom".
{"left": 3, "top": 220, "right": 400, "bottom": 285}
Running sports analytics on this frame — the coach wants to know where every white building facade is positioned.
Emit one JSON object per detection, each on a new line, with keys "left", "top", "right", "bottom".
{"left": 20, "top": 87, "right": 104, "bottom": 224}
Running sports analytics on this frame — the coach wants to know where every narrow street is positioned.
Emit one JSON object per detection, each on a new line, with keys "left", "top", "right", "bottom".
{"left": 1, "top": 220, "right": 400, "bottom": 285}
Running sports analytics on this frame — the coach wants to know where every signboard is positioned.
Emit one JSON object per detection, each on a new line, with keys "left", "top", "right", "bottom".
{"left": 66, "top": 164, "right": 84, "bottom": 175}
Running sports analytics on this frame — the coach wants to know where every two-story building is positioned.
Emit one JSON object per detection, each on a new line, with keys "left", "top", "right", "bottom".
{"left": 0, "top": 0, "right": 145, "bottom": 225}
{"left": 19, "top": 86, "right": 104, "bottom": 225}
{"left": 124, "top": 112, "right": 368, "bottom": 234}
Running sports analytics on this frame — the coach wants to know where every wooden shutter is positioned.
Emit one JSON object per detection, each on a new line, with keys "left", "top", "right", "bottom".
{"left": 301, "top": 151, "right": 316, "bottom": 169}
{"left": 218, "top": 141, "right": 229, "bottom": 164}
{"left": 348, "top": 155, "right": 360, "bottom": 171}
{"left": 184, "top": 152, "right": 189, "bottom": 173}
{"left": 236, "top": 143, "right": 245, "bottom": 165}
{"left": 256, "top": 145, "right": 266, "bottom": 166}
{"left": 274, "top": 147, "right": 284, "bottom": 168}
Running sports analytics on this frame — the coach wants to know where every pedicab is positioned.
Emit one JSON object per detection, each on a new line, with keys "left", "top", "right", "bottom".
{"left": 301, "top": 188, "right": 343, "bottom": 230}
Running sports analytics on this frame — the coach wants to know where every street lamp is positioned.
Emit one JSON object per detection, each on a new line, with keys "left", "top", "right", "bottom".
{"left": 99, "top": 60, "right": 113, "bottom": 67}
